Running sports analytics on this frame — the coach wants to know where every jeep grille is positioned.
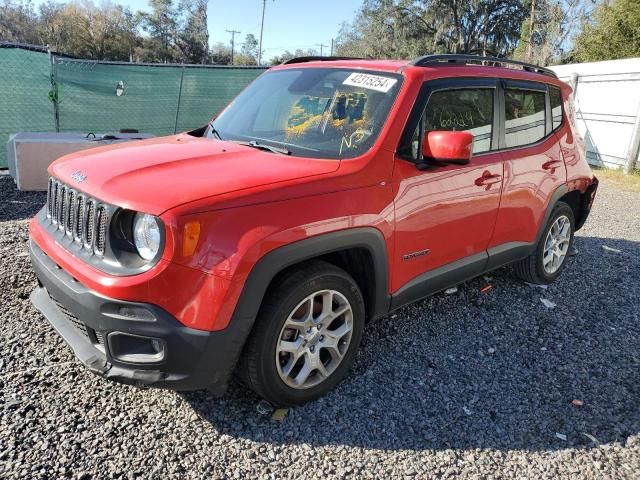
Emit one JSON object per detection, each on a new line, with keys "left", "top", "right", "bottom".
{"left": 46, "top": 177, "right": 109, "bottom": 256}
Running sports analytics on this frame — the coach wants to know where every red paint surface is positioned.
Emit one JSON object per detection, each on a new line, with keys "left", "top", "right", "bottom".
{"left": 423, "top": 131, "right": 474, "bottom": 162}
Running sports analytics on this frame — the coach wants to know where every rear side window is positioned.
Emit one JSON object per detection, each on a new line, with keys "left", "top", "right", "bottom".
{"left": 549, "top": 86, "right": 563, "bottom": 130}
{"left": 410, "top": 88, "right": 493, "bottom": 157}
{"left": 504, "top": 89, "right": 546, "bottom": 148}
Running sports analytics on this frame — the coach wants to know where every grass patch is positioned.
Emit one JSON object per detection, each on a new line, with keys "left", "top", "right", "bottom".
{"left": 592, "top": 166, "right": 640, "bottom": 193}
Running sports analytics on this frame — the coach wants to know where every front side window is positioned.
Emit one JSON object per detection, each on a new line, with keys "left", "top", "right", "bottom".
{"left": 209, "top": 68, "right": 402, "bottom": 159}
{"left": 504, "top": 89, "right": 546, "bottom": 148}
{"left": 408, "top": 88, "right": 494, "bottom": 159}
{"left": 549, "top": 86, "right": 563, "bottom": 130}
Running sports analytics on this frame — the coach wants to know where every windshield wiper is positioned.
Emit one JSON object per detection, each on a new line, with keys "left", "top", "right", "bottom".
{"left": 208, "top": 122, "right": 223, "bottom": 140}
{"left": 234, "top": 140, "right": 291, "bottom": 155}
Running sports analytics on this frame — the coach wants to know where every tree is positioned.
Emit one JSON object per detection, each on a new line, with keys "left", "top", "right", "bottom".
{"left": 433, "top": 0, "right": 526, "bottom": 56}
{"left": 572, "top": 0, "right": 640, "bottom": 62}
{"left": 336, "top": 0, "right": 435, "bottom": 59}
{"left": 269, "top": 48, "right": 318, "bottom": 65}
{"left": 26, "top": 1, "right": 140, "bottom": 61}
{"left": 234, "top": 53, "right": 257, "bottom": 65}
{"left": 512, "top": 0, "right": 595, "bottom": 66}
{"left": 335, "top": 0, "right": 528, "bottom": 59}
{"left": 0, "top": 0, "right": 41, "bottom": 44}
{"left": 177, "top": 0, "right": 209, "bottom": 64}
{"left": 240, "top": 33, "right": 258, "bottom": 59}
{"left": 137, "top": 0, "right": 180, "bottom": 63}
{"left": 210, "top": 41, "right": 232, "bottom": 64}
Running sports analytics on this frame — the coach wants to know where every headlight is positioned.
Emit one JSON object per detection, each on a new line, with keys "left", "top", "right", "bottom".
{"left": 133, "top": 213, "right": 162, "bottom": 260}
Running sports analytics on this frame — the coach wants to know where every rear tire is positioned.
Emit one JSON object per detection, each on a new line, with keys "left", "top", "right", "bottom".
{"left": 239, "top": 260, "right": 365, "bottom": 407}
{"left": 514, "top": 201, "right": 575, "bottom": 285}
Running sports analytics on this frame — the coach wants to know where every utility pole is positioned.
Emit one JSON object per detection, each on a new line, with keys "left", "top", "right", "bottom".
{"left": 317, "top": 43, "right": 328, "bottom": 56}
{"left": 226, "top": 29, "right": 240, "bottom": 65}
{"left": 258, "top": 0, "right": 274, "bottom": 66}
{"left": 330, "top": 39, "right": 334, "bottom": 56}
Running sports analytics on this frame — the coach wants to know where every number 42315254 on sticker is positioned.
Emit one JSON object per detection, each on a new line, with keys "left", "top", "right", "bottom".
{"left": 343, "top": 72, "right": 398, "bottom": 92}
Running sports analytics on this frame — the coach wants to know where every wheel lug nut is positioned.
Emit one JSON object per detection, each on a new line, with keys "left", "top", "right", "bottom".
{"left": 310, "top": 345, "right": 315, "bottom": 352}
{"left": 319, "top": 335, "right": 324, "bottom": 342}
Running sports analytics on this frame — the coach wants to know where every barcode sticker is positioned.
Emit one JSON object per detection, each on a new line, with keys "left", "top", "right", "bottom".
{"left": 342, "top": 73, "right": 398, "bottom": 93}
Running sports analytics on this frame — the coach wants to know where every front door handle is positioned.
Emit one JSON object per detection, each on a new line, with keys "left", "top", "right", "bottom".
{"left": 475, "top": 171, "right": 502, "bottom": 187}
{"left": 543, "top": 160, "right": 562, "bottom": 171}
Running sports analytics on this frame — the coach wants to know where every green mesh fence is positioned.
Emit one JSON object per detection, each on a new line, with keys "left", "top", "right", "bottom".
{"left": 0, "top": 46, "right": 56, "bottom": 168}
{"left": 0, "top": 43, "right": 267, "bottom": 168}
{"left": 175, "top": 67, "right": 264, "bottom": 132}
{"left": 55, "top": 60, "right": 185, "bottom": 135}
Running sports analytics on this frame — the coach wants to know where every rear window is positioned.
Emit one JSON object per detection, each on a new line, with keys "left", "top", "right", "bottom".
{"left": 504, "top": 89, "right": 546, "bottom": 148}
{"left": 549, "top": 86, "right": 563, "bottom": 130}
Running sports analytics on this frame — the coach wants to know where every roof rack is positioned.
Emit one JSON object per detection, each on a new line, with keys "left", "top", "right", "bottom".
{"left": 409, "top": 54, "right": 557, "bottom": 78}
{"left": 283, "top": 56, "right": 365, "bottom": 65}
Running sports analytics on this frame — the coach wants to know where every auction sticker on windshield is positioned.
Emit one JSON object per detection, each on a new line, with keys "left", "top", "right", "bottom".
{"left": 343, "top": 73, "right": 398, "bottom": 93}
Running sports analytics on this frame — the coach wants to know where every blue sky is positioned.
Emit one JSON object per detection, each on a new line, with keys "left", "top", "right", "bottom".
{"left": 34, "top": 0, "right": 363, "bottom": 61}
{"left": 205, "top": 0, "right": 362, "bottom": 59}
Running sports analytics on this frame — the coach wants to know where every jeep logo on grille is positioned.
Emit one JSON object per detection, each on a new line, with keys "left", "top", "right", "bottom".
{"left": 70, "top": 170, "right": 87, "bottom": 183}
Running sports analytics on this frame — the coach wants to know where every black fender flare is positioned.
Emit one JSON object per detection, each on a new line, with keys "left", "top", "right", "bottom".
{"left": 534, "top": 184, "right": 569, "bottom": 246}
{"left": 216, "top": 227, "right": 391, "bottom": 381}
{"left": 232, "top": 227, "right": 390, "bottom": 325}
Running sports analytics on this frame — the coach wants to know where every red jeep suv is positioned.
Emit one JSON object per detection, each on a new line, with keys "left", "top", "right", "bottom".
{"left": 29, "top": 55, "right": 598, "bottom": 406}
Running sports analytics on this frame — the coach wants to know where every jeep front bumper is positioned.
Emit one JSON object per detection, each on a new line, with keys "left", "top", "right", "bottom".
{"left": 29, "top": 240, "right": 249, "bottom": 393}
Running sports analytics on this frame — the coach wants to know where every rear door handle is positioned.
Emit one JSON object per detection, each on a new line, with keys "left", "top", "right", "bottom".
{"left": 475, "top": 171, "right": 502, "bottom": 186}
{"left": 543, "top": 160, "right": 562, "bottom": 170}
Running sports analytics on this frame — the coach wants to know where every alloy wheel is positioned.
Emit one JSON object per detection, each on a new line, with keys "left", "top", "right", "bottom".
{"left": 275, "top": 289, "right": 354, "bottom": 389}
{"left": 543, "top": 215, "right": 572, "bottom": 274}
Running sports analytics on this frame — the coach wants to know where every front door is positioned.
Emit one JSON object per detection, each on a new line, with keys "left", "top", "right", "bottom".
{"left": 391, "top": 79, "right": 504, "bottom": 302}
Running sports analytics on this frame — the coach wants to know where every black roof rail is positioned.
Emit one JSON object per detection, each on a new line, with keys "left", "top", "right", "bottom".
{"left": 283, "top": 56, "right": 365, "bottom": 65}
{"left": 409, "top": 54, "right": 557, "bottom": 78}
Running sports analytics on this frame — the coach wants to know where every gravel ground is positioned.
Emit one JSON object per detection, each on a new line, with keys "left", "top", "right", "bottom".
{"left": 0, "top": 172, "right": 638, "bottom": 479}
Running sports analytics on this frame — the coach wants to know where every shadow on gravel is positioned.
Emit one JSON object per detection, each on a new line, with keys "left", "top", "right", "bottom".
{"left": 0, "top": 175, "right": 46, "bottom": 222}
{"left": 183, "top": 235, "right": 640, "bottom": 452}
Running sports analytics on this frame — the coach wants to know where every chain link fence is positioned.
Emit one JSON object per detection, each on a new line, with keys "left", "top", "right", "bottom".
{"left": 0, "top": 42, "right": 267, "bottom": 168}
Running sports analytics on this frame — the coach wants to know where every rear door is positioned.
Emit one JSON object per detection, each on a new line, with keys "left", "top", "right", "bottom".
{"left": 391, "top": 78, "right": 504, "bottom": 301}
{"left": 487, "top": 80, "right": 567, "bottom": 264}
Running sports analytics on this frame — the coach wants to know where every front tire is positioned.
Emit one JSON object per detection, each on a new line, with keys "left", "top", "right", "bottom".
{"left": 514, "top": 201, "right": 575, "bottom": 284}
{"left": 240, "top": 260, "right": 365, "bottom": 407}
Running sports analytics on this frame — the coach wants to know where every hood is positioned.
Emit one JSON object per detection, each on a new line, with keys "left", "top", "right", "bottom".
{"left": 50, "top": 134, "right": 340, "bottom": 215}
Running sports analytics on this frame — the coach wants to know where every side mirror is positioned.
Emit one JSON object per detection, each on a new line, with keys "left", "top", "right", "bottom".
{"left": 422, "top": 131, "right": 473, "bottom": 165}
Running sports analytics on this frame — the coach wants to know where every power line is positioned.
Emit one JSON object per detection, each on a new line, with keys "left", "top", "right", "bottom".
{"left": 226, "top": 29, "right": 241, "bottom": 65}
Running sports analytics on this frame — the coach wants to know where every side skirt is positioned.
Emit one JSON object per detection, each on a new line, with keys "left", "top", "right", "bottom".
{"left": 389, "top": 241, "right": 534, "bottom": 311}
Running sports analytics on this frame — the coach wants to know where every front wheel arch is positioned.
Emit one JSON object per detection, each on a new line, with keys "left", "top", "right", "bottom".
{"left": 215, "top": 228, "right": 390, "bottom": 390}
{"left": 231, "top": 228, "right": 390, "bottom": 328}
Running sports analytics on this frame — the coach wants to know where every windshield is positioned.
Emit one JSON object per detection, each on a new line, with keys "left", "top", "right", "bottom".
{"left": 208, "top": 68, "right": 402, "bottom": 159}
